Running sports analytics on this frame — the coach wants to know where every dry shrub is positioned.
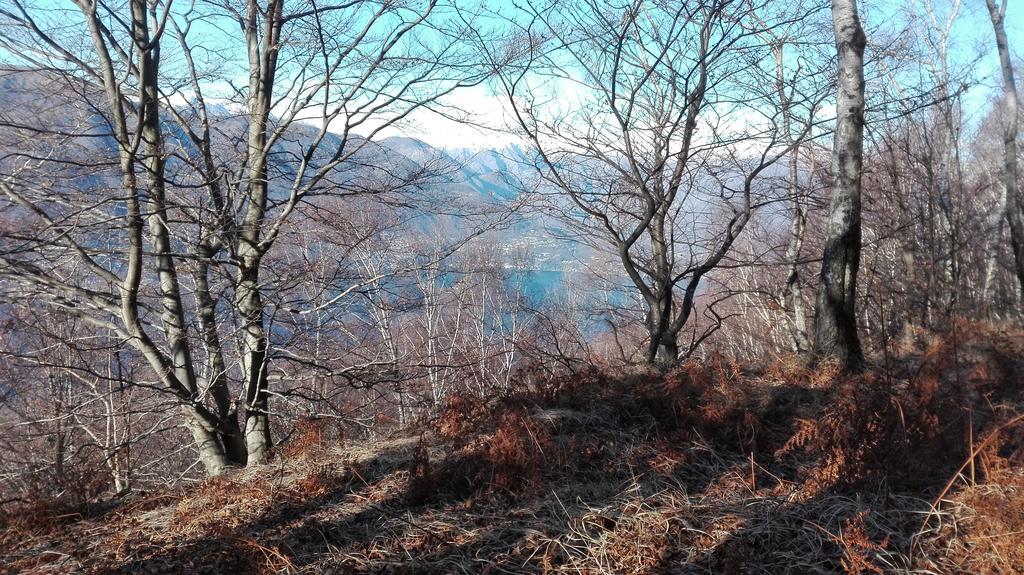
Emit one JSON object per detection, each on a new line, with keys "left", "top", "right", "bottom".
{"left": 982, "top": 418, "right": 1024, "bottom": 475}
{"left": 774, "top": 337, "right": 1005, "bottom": 493}
{"left": 481, "top": 409, "right": 556, "bottom": 492}
{"left": 1, "top": 451, "right": 114, "bottom": 514}
{"left": 518, "top": 357, "right": 770, "bottom": 457}
{"left": 0, "top": 458, "right": 122, "bottom": 562}
{"left": 643, "top": 440, "right": 688, "bottom": 478}
{"left": 279, "top": 417, "right": 340, "bottom": 459}
{"left": 920, "top": 470, "right": 1024, "bottom": 574}
{"left": 635, "top": 357, "right": 763, "bottom": 452}
{"left": 756, "top": 352, "right": 838, "bottom": 389}
{"left": 524, "top": 367, "right": 617, "bottom": 420}
{"left": 412, "top": 406, "right": 556, "bottom": 503}
{"left": 126, "top": 535, "right": 296, "bottom": 575}
{"left": 953, "top": 471, "right": 1024, "bottom": 573}
{"left": 220, "top": 536, "right": 297, "bottom": 574}
{"left": 763, "top": 352, "right": 813, "bottom": 384}
{"left": 404, "top": 436, "right": 436, "bottom": 505}
{"left": 549, "top": 483, "right": 712, "bottom": 575}
{"left": 830, "top": 510, "right": 889, "bottom": 575}
{"left": 808, "top": 359, "right": 844, "bottom": 389}
{"left": 434, "top": 393, "right": 489, "bottom": 441}
{"left": 8, "top": 320, "right": 1024, "bottom": 575}
{"left": 579, "top": 502, "right": 681, "bottom": 573}
{"left": 776, "top": 374, "right": 905, "bottom": 492}
{"left": 171, "top": 475, "right": 276, "bottom": 535}
{"left": 289, "top": 467, "right": 343, "bottom": 500}
{"left": 0, "top": 496, "right": 78, "bottom": 548}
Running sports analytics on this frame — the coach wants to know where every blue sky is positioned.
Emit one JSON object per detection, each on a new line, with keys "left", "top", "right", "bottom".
{"left": 5, "top": 0, "right": 1021, "bottom": 149}
{"left": 882, "top": 0, "right": 1023, "bottom": 121}
{"left": 398, "top": 0, "right": 1024, "bottom": 149}
{"left": 410, "top": 0, "right": 1024, "bottom": 149}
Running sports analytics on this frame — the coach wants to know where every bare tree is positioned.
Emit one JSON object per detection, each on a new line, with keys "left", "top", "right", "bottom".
{"left": 812, "top": 0, "right": 867, "bottom": 371}
{"left": 984, "top": 0, "right": 1024, "bottom": 304}
{"left": 0, "top": 0, "right": 488, "bottom": 473}
{"left": 481, "top": 0, "right": 824, "bottom": 366}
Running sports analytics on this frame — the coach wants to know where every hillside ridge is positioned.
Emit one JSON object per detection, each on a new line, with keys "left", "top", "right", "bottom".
{"left": 3, "top": 321, "right": 1023, "bottom": 574}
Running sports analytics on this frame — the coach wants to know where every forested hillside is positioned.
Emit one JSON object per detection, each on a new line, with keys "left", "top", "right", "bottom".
{"left": 0, "top": 0, "right": 1022, "bottom": 573}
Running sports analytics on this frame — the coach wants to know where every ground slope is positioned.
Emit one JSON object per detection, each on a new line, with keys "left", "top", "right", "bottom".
{"left": 3, "top": 321, "right": 1024, "bottom": 574}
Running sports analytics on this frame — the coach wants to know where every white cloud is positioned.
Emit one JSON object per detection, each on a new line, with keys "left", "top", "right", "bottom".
{"left": 352, "top": 84, "right": 525, "bottom": 151}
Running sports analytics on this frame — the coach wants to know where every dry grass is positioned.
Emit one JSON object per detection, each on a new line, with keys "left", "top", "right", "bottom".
{"left": 915, "top": 469, "right": 1024, "bottom": 574}
{"left": 2, "top": 320, "right": 1023, "bottom": 574}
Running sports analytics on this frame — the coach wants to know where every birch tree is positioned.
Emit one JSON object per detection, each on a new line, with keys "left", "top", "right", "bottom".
{"left": 984, "top": 0, "right": 1024, "bottom": 303}
{"left": 812, "top": 0, "right": 867, "bottom": 370}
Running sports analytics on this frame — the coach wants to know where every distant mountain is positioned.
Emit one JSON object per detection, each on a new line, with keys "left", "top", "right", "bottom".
{"left": 449, "top": 145, "right": 535, "bottom": 201}
{"left": 0, "top": 67, "right": 581, "bottom": 274}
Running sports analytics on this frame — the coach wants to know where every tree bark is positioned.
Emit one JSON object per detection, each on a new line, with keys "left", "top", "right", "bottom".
{"left": 775, "top": 41, "right": 811, "bottom": 353}
{"left": 194, "top": 255, "right": 247, "bottom": 466}
{"left": 813, "top": 0, "right": 866, "bottom": 371}
{"left": 645, "top": 291, "right": 679, "bottom": 366}
{"left": 237, "top": 265, "right": 272, "bottom": 465}
{"left": 985, "top": 0, "right": 1024, "bottom": 304}
{"left": 79, "top": 0, "right": 234, "bottom": 475}
{"left": 133, "top": 0, "right": 235, "bottom": 473}
{"left": 645, "top": 211, "right": 679, "bottom": 366}
{"left": 235, "top": 0, "right": 283, "bottom": 465}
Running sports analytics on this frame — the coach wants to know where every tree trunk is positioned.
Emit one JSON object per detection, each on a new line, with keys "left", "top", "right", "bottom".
{"left": 813, "top": 0, "right": 866, "bottom": 371}
{"left": 985, "top": 0, "right": 1024, "bottom": 304}
{"left": 645, "top": 286, "right": 679, "bottom": 366}
{"left": 195, "top": 255, "right": 248, "bottom": 466}
{"left": 114, "top": 0, "right": 233, "bottom": 476}
{"left": 653, "top": 335, "right": 679, "bottom": 366}
{"left": 233, "top": 0, "right": 283, "bottom": 466}
{"left": 783, "top": 194, "right": 811, "bottom": 353}
{"left": 646, "top": 314, "right": 679, "bottom": 366}
{"left": 644, "top": 204, "right": 680, "bottom": 367}
{"left": 982, "top": 180, "right": 1008, "bottom": 313}
{"left": 775, "top": 42, "right": 811, "bottom": 354}
{"left": 237, "top": 263, "right": 272, "bottom": 465}
{"left": 184, "top": 409, "right": 232, "bottom": 476}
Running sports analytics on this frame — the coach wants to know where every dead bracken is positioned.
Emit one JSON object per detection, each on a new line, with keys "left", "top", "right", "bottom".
{"left": 2, "top": 321, "right": 1022, "bottom": 574}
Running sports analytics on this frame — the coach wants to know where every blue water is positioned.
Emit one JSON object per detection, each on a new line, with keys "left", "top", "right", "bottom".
{"left": 509, "top": 269, "right": 566, "bottom": 302}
